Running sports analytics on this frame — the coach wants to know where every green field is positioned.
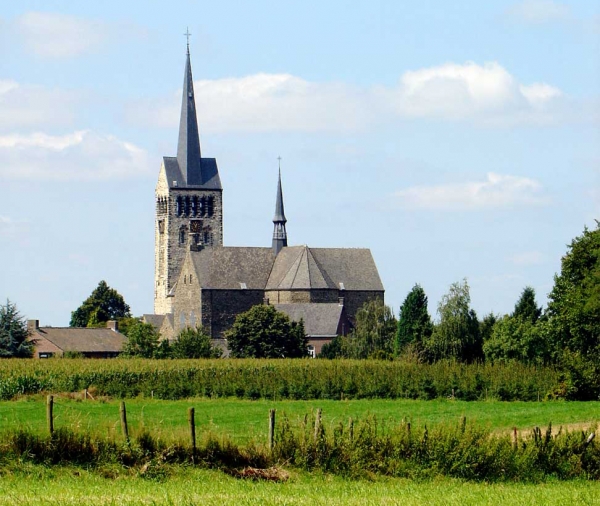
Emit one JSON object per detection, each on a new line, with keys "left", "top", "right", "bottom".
{"left": 0, "top": 465, "right": 599, "bottom": 505}
{"left": 1, "top": 397, "right": 599, "bottom": 442}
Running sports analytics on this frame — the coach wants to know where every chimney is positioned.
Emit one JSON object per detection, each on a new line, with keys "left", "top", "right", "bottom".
{"left": 338, "top": 297, "right": 344, "bottom": 306}
{"left": 27, "top": 320, "right": 39, "bottom": 333}
{"left": 106, "top": 320, "right": 119, "bottom": 332}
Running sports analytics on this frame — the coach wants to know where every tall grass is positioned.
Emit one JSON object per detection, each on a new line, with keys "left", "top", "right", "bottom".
{"left": 0, "top": 359, "right": 558, "bottom": 401}
{"left": 1, "top": 414, "right": 598, "bottom": 482}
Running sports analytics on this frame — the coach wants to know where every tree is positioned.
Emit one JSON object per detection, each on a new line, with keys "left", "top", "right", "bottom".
{"left": 0, "top": 300, "right": 33, "bottom": 358}
{"left": 395, "top": 284, "right": 433, "bottom": 356}
{"left": 171, "top": 326, "right": 221, "bottom": 358}
{"left": 122, "top": 321, "right": 159, "bottom": 358}
{"left": 344, "top": 299, "right": 397, "bottom": 359}
{"left": 70, "top": 280, "right": 131, "bottom": 328}
{"left": 513, "top": 286, "right": 542, "bottom": 324}
{"left": 424, "top": 279, "right": 481, "bottom": 362}
{"left": 483, "top": 287, "right": 547, "bottom": 364}
{"left": 225, "top": 305, "right": 308, "bottom": 358}
{"left": 545, "top": 223, "right": 600, "bottom": 358}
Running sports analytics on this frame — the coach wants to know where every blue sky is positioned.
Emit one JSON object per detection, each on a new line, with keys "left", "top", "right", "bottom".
{"left": 0, "top": 0, "right": 598, "bottom": 325}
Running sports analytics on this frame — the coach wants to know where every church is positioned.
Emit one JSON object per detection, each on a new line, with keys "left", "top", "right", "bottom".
{"left": 144, "top": 44, "right": 384, "bottom": 356}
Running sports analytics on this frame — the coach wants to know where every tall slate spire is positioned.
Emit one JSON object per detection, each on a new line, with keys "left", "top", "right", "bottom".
{"left": 176, "top": 41, "right": 203, "bottom": 185}
{"left": 272, "top": 161, "right": 288, "bottom": 255}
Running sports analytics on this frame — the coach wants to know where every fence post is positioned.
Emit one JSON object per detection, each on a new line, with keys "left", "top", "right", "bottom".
{"left": 46, "top": 395, "right": 54, "bottom": 435}
{"left": 268, "top": 409, "right": 276, "bottom": 451}
{"left": 348, "top": 417, "right": 354, "bottom": 442}
{"left": 188, "top": 407, "right": 196, "bottom": 463}
{"left": 512, "top": 427, "right": 518, "bottom": 449}
{"left": 314, "top": 408, "right": 322, "bottom": 442}
{"left": 120, "top": 401, "right": 129, "bottom": 441}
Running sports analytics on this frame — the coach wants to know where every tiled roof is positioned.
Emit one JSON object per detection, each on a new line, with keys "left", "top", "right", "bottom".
{"left": 190, "top": 247, "right": 275, "bottom": 289}
{"left": 32, "top": 327, "right": 126, "bottom": 353}
{"left": 274, "top": 303, "right": 346, "bottom": 337}
{"left": 266, "top": 246, "right": 383, "bottom": 291}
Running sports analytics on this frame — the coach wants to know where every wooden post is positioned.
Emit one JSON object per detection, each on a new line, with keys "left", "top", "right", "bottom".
{"left": 314, "top": 408, "right": 322, "bottom": 442}
{"left": 512, "top": 427, "right": 518, "bottom": 449}
{"left": 460, "top": 416, "right": 466, "bottom": 434}
{"left": 348, "top": 417, "right": 354, "bottom": 442}
{"left": 120, "top": 401, "right": 129, "bottom": 441}
{"left": 188, "top": 407, "right": 196, "bottom": 463}
{"left": 268, "top": 409, "right": 276, "bottom": 451}
{"left": 46, "top": 395, "right": 54, "bottom": 435}
{"left": 84, "top": 388, "right": 88, "bottom": 400}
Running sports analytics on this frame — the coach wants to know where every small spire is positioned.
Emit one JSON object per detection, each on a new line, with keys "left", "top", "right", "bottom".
{"left": 184, "top": 27, "right": 191, "bottom": 55}
{"left": 272, "top": 158, "right": 288, "bottom": 255}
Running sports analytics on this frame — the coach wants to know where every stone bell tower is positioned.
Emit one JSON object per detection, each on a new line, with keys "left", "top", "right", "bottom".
{"left": 154, "top": 40, "right": 223, "bottom": 314}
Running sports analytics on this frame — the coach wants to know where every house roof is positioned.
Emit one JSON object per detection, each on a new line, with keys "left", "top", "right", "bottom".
{"left": 266, "top": 246, "right": 383, "bottom": 291}
{"left": 274, "top": 303, "right": 346, "bottom": 337}
{"left": 190, "top": 247, "right": 275, "bottom": 289}
{"left": 32, "top": 327, "right": 126, "bottom": 353}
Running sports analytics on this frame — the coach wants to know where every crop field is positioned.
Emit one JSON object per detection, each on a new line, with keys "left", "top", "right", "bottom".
{"left": 1, "top": 466, "right": 599, "bottom": 506}
{"left": 1, "top": 397, "right": 599, "bottom": 443}
{"left": 0, "top": 358, "right": 560, "bottom": 402}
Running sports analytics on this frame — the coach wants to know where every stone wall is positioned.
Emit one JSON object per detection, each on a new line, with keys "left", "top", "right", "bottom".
{"left": 201, "top": 289, "right": 266, "bottom": 337}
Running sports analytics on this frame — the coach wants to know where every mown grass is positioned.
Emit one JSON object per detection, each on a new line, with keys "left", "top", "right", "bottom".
{"left": 2, "top": 398, "right": 599, "bottom": 443}
{"left": 0, "top": 465, "right": 599, "bottom": 505}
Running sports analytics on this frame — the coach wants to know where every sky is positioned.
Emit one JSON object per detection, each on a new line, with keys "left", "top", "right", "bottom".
{"left": 0, "top": 0, "right": 599, "bottom": 326}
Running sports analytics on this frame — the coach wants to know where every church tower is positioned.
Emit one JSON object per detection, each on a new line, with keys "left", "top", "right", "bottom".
{"left": 154, "top": 41, "right": 223, "bottom": 314}
{"left": 272, "top": 164, "right": 288, "bottom": 255}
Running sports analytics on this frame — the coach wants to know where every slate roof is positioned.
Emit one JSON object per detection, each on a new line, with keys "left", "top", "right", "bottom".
{"left": 190, "top": 247, "right": 275, "bottom": 289}
{"left": 32, "top": 328, "right": 126, "bottom": 353}
{"left": 266, "top": 246, "right": 383, "bottom": 291}
{"left": 274, "top": 303, "right": 345, "bottom": 337}
{"left": 163, "top": 157, "right": 222, "bottom": 190}
{"left": 143, "top": 314, "right": 165, "bottom": 331}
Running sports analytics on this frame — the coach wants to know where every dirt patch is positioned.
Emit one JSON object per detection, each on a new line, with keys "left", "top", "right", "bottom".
{"left": 227, "top": 466, "right": 290, "bottom": 482}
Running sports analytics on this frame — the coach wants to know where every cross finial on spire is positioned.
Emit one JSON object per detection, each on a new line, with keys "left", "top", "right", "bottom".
{"left": 184, "top": 27, "right": 191, "bottom": 54}
{"left": 277, "top": 155, "right": 282, "bottom": 171}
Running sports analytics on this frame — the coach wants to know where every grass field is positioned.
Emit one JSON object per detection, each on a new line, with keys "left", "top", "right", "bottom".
{"left": 0, "top": 465, "right": 599, "bottom": 505}
{"left": 1, "top": 397, "right": 599, "bottom": 442}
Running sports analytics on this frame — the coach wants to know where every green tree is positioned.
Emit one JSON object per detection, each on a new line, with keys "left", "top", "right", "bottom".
{"left": 513, "top": 286, "right": 542, "bottom": 324}
{"left": 225, "top": 305, "right": 308, "bottom": 358}
{"left": 545, "top": 223, "right": 600, "bottom": 358}
{"left": 0, "top": 300, "right": 33, "bottom": 358}
{"left": 171, "top": 326, "right": 221, "bottom": 358}
{"left": 483, "top": 287, "right": 547, "bottom": 364}
{"left": 345, "top": 299, "right": 397, "bottom": 359}
{"left": 70, "top": 280, "right": 131, "bottom": 328}
{"left": 122, "top": 321, "right": 159, "bottom": 358}
{"left": 395, "top": 284, "right": 433, "bottom": 356}
{"left": 424, "top": 279, "right": 482, "bottom": 362}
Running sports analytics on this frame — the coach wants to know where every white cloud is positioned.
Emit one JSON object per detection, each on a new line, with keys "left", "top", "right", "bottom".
{"left": 0, "top": 79, "right": 79, "bottom": 130}
{"left": 126, "top": 61, "right": 565, "bottom": 132}
{"left": 390, "top": 62, "right": 563, "bottom": 125}
{"left": 0, "top": 130, "right": 151, "bottom": 181}
{"left": 506, "top": 0, "right": 570, "bottom": 24}
{"left": 127, "top": 73, "right": 374, "bottom": 133}
{"left": 395, "top": 173, "right": 548, "bottom": 211}
{"left": 509, "top": 251, "right": 546, "bottom": 266}
{"left": 16, "top": 12, "right": 110, "bottom": 58}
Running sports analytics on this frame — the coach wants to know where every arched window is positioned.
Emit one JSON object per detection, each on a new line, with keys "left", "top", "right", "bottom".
{"left": 207, "top": 196, "right": 214, "bottom": 217}
{"left": 179, "top": 312, "right": 185, "bottom": 329}
{"left": 191, "top": 196, "right": 198, "bottom": 216}
{"left": 176, "top": 196, "right": 183, "bottom": 216}
{"left": 190, "top": 311, "right": 196, "bottom": 328}
{"left": 179, "top": 225, "right": 187, "bottom": 245}
{"left": 200, "top": 197, "right": 206, "bottom": 217}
